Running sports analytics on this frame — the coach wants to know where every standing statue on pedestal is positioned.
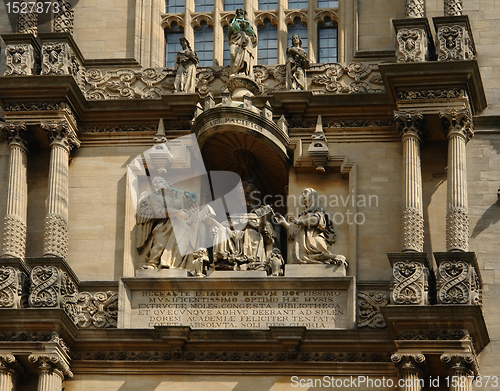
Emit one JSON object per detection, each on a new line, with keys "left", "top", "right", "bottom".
{"left": 174, "top": 38, "right": 199, "bottom": 93}
{"left": 286, "top": 35, "right": 310, "bottom": 90}
{"left": 228, "top": 9, "right": 258, "bottom": 78}
{"left": 274, "top": 188, "right": 347, "bottom": 268}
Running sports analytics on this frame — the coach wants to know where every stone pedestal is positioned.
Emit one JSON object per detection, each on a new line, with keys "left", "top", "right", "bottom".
{"left": 434, "top": 252, "right": 482, "bottom": 305}
{"left": 28, "top": 258, "right": 80, "bottom": 323}
{"left": 41, "top": 121, "right": 80, "bottom": 259}
{"left": 433, "top": 16, "right": 475, "bottom": 61}
{"left": 391, "top": 354, "right": 427, "bottom": 391}
{"left": 1, "top": 34, "right": 41, "bottom": 76}
{"left": 0, "top": 122, "right": 31, "bottom": 259}
{"left": 388, "top": 253, "right": 432, "bottom": 305}
{"left": 395, "top": 111, "right": 425, "bottom": 252}
{"left": 440, "top": 108, "right": 473, "bottom": 252}
{"left": 393, "top": 19, "right": 435, "bottom": 62}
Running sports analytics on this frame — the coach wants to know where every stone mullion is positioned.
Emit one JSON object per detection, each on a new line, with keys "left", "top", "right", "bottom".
{"left": 392, "top": 354, "right": 426, "bottom": 391}
{"left": 405, "top": 0, "right": 425, "bottom": 19}
{"left": 441, "top": 109, "right": 472, "bottom": 252}
{"left": 0, "top": 123, "right": 29, "bottom": 259}
{"left": 444, "top": 0, "right": 463, "bottom": 16}
{"left": 395, "top": 111, "right": 424, "bottom": 252}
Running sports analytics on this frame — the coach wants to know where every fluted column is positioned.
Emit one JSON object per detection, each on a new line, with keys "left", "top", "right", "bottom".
{"left": 0, "top": 122, "right": 31, "bottom": 259}
{"left": 392, "top": 354, "right": 426, "bottom": 391}
{"left": 41, "top": 121, "right": 80, "bottom": 259}
{"left": 440, "top": 108, "right": 473, "bottom": 252}
{"left": 0, "top": 355, "right": 19, "bottom": 391}
{"left": 28, "top": 354, "right": 72, "bottom": 391}
{"left": 395, "top": 111, "right": 425, "bottom": 252}
{"left": 441, "top": 354, "right": 477, "bottom": 391}
{"left": 444, "top": 0, "right": 463, "bottom": 16}
{"left": 406, "top": 0, "right": 425, "bottom": 18}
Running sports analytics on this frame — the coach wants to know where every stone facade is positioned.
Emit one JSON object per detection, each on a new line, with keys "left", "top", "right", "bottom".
{"left": 0, "top": 0, "right": 499, "bottom": 390}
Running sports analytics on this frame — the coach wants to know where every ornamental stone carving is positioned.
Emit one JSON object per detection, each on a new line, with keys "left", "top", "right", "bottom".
{"left": 388, "top": 253, "right": 431, "bottom": 305}
{"left": 405, "top": 0, "right": 425, "bottom": 18}
{"left": 29, "top": 264, "right": 79, "bottom": 323}
{"left": 42, "top": 121, "right": 80, "bottom": 152}
{"left": 28, "top": 353, "right": 73, "bottom": 382}
{"left": 440, "top": 353, "right": 478, "bottom": 377}
{"left": 434, "top": 16, "right": 475, "bottom": 61}
{"left": 41, "top": 42, "right": 77, "bottom": 75}
{"left": 444, "top": 0, "right": 463, "bottom": 16}
{"left": 357, "top": 291, "right": 388, "bottom": 329}
{"left": 17, "top": 10, "right": 38, "bottom": 35}
{"left": 434, "top": 252, "right": 482, "bottom": 305}
{"left": 54, "top": 0, "right": 75, "bottom": 34}
{"left": 0, "top": 265, "right": 28, "bottom": 309}
{"left": 391, "top": 353, "right": 426, "bottom": 375}
{"left": 393, "top": 19, "right": 434, "bottom": 63}
{"left": 5, "top": 44, "right": 37, "bottom": 76}
{"left": 42, "top": 214, "right": 69, "bottom": 260}
{"left": 76, "top": 291, "right": 118, "bottom": 328}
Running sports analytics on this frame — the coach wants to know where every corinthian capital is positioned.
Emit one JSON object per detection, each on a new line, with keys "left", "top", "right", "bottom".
{"left": 440, "top": 108, "right": 473, "bottom": 141}
{"left": 440, "top": 353, "right": 478, "bottom": 376}
{"left": 391, "top": 353, "right": 426, "bottom": 374}
{"left": 0, "top": 122, "right": 32, "bottom": 151}
{"left": 28, "top": 353, "right": 73, "bottom": 379}
{"left": 41, "top": 120, "right": 80, "bottom": 151}
{"left": 394, "top": 111, "right": 425, "bottom": 140}
{"left": 0, "top": 354, "right": 24, "bottom": 376}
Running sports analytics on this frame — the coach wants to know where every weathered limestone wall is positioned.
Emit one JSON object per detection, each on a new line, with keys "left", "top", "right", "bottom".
{"left": 73, "top": 0, "right": 136, "bottom": 60}
{"left": 467, "top": 132, "right": 500, "bottom": 378}
{"left": 64, "top": 374, "right": 394, "bottom": 391}
{"left": 65, "top": 145, "right": 142, "bottom": 281}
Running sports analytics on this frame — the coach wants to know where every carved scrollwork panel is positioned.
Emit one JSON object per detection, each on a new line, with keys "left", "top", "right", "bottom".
{"left": 357, "top": 291, "right": 388, "bottom": 328}
{"left": 76, "top": 291, "right": 118, "bottom": 328}
{"left": 29, "top": 266, "right": 60, "bottom": 308}
{"left": 437, "top": 259, "right": 482, "bottom": 305}
{"left": 396, "top": 28, "right": 425, "bottom": 62}
{"left": 391, "top": 260, "right": 429, "bottom": 305}
{"left": 0, "top": 266, "right": 28, "bottom": 309}
{"left": 5, "top": 44, "right": 37, "bottom": 76}
{"left": 41, "top": 42, "right": 78, "bottom": 75}
{"left": 437, "top": 24, "right": 475, "bottom": 61}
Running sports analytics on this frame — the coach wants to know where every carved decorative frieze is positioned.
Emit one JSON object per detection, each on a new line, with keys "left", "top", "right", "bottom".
{"left": 29, "top": 265, "right": 79, "bottom": 322}
{"left": 434, "top": 16, "right": 475, "bottom": 61}
{"left": 388, "top": 253, "right": 431, "bottom": 305}
{"left": 398, "top": 329, "right": 470, "bottom": 341}
{"left": 440, "top": 353, "right": 478, "bottom": 377}
{"left": 405, "top": 0, "right": 425, "bottom": 18}
{"left": 5, "top": 102, "right": 65, "bottom": 112}
{"left": 398, "top": 89, "right": 467, "bottom": 100}
{"left": 53, "top": 0, "right": 75, "bottom": 34}
{"left": 73, "top": 350, "right": 391, "bottom": 362}
{"left": 0, "top": 331, "right": 61, "bottom": 343}
{"left": 357, "top": 291, "right": 389, "bottom": 329}
{"left": 80, "top": 125, "right": 159, "bottom": 133}
{"left": 435, "top": 252, "right": 482, "bottom": 306}
{"left": 76, "top": 291, "right": 118, "bottom": 328}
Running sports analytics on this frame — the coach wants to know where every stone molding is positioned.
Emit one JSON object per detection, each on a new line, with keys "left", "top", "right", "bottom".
{"left": 388, "top": 253, "right": 432, "bottom": 305}
{"left": 434, "top": 252, "right": 482, "bottom": 306}
{"left": 398, "top": 88, "right": 467, "bottom": 101}
{"left": 357, "top": 291, "right": 389, "bottom": 329}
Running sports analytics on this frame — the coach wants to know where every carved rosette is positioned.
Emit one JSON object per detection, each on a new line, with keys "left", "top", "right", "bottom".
{"left": 0, "top": 266, "right": 28, "bottom": 309}
{"left": 436, "top": 256, "right": 482, "bottom": 305}
{"left": 5, "top": 44, "right": 37, "bottom": 76}
{"left": 444, "top": 0, "right": 463, "bottom": 16}
{"left": 440, "top": 354, "right": 478, "bottom": 378}
{"left": 29, "top": 266, "right": 79, "bottom": 322}
{"left": 54, "top": 0, "right": 75, "bottom": 34}
{"left": 41, "top": 42, "right": 76, "bottom": 75}
{"left": 389, "top": 254, "right": 431, "bottom": 305}
{"left": 405, "top": 0, "right": 425, "bottom": 18}
{"left": 76, "top": 291, "right": 119, "bottom": 328}
{"left": 357, "top": 291, "right": 388, "bottom": 328}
